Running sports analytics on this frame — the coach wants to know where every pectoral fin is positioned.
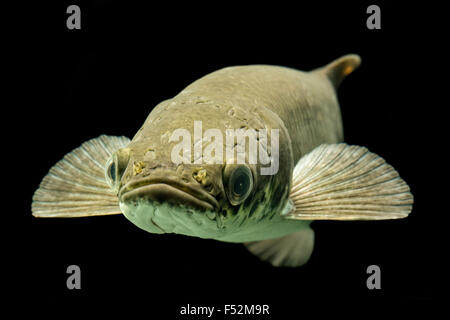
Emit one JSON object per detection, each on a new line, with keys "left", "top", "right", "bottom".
{"left": 285, "top": 143, "right": 413, "bottom": 220}
{"left": 32, "top": 135, "right": 130, "bottom": 217}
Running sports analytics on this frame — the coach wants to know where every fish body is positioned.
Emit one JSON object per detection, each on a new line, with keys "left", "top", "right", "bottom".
{"left": 32, "top": 55, "right": 413, "bottom": 267}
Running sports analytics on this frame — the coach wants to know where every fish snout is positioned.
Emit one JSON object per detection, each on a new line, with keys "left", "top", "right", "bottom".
{"left": 118, "top": 166, "right": 220, "bottom": 211}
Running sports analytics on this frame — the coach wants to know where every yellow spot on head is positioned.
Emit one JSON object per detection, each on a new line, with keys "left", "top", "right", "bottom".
{"left": 133, "top": 161, "right": 146, "bottom": 175}
{"left": 193, "top": 168, "right": 207, "bottom": 183}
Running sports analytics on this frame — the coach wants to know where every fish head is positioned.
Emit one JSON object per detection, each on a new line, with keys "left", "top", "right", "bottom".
{"left": 105, "top": 99, "right": 293, "bottom": 241}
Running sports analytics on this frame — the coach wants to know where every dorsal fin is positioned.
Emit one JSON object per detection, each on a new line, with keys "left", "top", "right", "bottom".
{"left": 314, "top": 54, "right": 361, "bottom": 88}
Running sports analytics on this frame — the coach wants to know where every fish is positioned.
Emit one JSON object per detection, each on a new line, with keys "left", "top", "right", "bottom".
{"left": 32, "top": 54, "right": 413, "bottom": 267}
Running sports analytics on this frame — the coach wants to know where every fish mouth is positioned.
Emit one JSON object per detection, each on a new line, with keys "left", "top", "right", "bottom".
{"left": 119, "top": 178, "right": 219, "bottom": 211}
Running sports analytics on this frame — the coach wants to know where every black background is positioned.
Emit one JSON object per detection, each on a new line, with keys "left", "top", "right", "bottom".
{"left": 10, "top": 0, "right": 433, "bottom": 316}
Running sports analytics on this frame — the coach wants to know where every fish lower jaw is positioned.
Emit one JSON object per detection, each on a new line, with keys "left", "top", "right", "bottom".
{"left": 119, "top": 199, "right": 226, "bottom": 238}
{"left": 120, "top": 183, "right": 217, "bottom": 211}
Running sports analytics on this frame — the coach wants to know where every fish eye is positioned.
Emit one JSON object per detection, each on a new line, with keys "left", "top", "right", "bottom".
{"left": 224, "top": 165, "right": 253, "bottom": 206}
{"left": 105, "top": 157, "right": 116, "bottom": 188}
{"left": 109, "top": 162, "right": 116, "bottom": 182}
{"left": 105, "top": 148, "right": 132, "bottom": 191}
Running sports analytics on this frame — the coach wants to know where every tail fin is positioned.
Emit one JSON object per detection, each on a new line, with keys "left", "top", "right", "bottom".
{"left": 314, "top": 54, "right": 361, "bottom": 88}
